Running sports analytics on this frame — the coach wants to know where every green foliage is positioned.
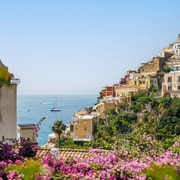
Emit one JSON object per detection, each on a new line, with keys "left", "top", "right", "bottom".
{"left": 118, "top": 103, "right": 129, "bottom": 112}
{"left": 143, "top": 114, "right": 148, "bottom": 122}
{"left": 89, "top": 138, "right": 112, "bottom": 149}
{"left": 144, "top": 164, "right": 180, "bottom": 180}
{"left": 91, "top": 108, "right": 137, "bottom": 149}
{"left": 138, "top": 95, "right": 153, "bottom": 104}
{"left": 6, "top": 159, "right": 43, "bottom": 180}
{"left": 151, "top": 98, "right": 159, "bottom": 108}
{"left": 169, "top": 136, "right": 180, "bottom": 154}
{"left": 160, "top": 97, "right": 172, "bottom": 108}
{"left": 59, "top": 137, "right": 89, "bottom": 149}
{"left": 133, "top": 92, "right": 147, "bottom": 100}
{"left": 149, "top": 84, "right": 157, "bottom": 92}
{"left": 0, "top": 67, "right": 14, "bottom": 86}
{"left": 52, "top": 120, "right": 67, "bottom": 148}
{"left": 161, "top": 138, "right": 175, "bottom": 150}
{"left": 130, "top": 102, "right": 142, "bottom": 112}
{"left": 155, "top": 98, "right": 180, "bottom": 147}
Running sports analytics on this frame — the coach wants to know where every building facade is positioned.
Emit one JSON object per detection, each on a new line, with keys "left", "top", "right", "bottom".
{"left": 0, "top": 60, "right": 20, "bottom": 140}
{"left": 162, "top": 71, "right": 180, "bottom": 98}
{"left": 100, "top": 85, "right": 117, "bottom": 98}
{"left": 17, "top": 124, "right": 36, "bottom": 141}
{"left": 71, "top": 111, "right": 99, "bottom": 141}
{"left": 95, "top": 96, "right": 119, "bottom": 118}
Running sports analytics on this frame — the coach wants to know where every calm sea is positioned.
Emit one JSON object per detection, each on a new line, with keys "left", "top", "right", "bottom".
{"left": 17, "top": 95, "right": 98, "bottom": 146}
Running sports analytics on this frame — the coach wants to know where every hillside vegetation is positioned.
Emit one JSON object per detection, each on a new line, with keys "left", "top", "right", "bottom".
{"left": 89, "top": 92, "right": 180, "bottom": 151}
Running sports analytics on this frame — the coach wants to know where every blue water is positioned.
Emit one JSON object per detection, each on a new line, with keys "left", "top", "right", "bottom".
{"left": 17, "top": 95, "right": 97, "bottom": 146}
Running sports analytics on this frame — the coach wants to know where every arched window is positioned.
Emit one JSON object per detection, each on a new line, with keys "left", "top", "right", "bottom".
{"left": 167, "top": 76, "right": 172, "bottom": 82}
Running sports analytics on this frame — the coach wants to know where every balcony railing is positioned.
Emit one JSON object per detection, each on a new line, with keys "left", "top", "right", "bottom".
{"left": 163, "top": 90, "right": 180, "bottom": 93}
{"left": 10, "top": 78, "right": 20, "bottom": 85}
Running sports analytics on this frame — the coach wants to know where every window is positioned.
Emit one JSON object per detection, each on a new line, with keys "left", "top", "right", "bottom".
{"left": 178, "top": 76, "right": 180, "bottom": 82}
{"left": 168, "top": 77, "right": 172, "bottom": 82}
{"left": 168, "top": 86, "right": 172, "bottom": 90}
{"left": 140, "top": 81, "right": 145, "bottom": 84}
{"left": 178, "top": 86, "right": 180, "bottom": 90}
{"left": 84, "top": 127, "right": 87, "bottom": 131}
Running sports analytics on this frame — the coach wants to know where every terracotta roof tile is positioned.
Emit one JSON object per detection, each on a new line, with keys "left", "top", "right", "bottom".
{"left": 36, "top": 148, "right": 89, "bottom": 160}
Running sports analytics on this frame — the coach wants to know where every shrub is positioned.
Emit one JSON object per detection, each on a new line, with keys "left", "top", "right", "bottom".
{"left": 18, "top": 138, "right": 38, "bottom": 158}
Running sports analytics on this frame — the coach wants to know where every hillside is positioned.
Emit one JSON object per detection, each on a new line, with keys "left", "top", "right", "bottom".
{"left": 89, "top": 91, "right": 180, "bottom": 150}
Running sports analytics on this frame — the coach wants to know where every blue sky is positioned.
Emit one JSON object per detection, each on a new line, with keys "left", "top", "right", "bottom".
{"left": 0, "top": 0, "right": 180, "bottom": 95}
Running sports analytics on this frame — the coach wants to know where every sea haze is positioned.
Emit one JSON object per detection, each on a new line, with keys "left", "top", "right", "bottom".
{"left": 17, "top": 95, "right": 98, "bottom": 146}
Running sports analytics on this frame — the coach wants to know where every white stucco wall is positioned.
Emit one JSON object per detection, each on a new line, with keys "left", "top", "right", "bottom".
{"left": 0, "top": 84, "right": 17, "bottom": 140}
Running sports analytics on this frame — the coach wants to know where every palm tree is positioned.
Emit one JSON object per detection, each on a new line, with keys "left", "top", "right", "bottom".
{"left": 51, "top": 120, "right": 66, "bottom": 147}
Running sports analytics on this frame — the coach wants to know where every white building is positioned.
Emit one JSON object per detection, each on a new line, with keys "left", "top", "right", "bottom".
{"left": 0, "top": 60, "right": 20, "bottom": 141}
{"left": 17, "top": 124, "right": 36, "bottom": 141}
{"left": 162, "top": 70, "right": 180, "bottom": 98}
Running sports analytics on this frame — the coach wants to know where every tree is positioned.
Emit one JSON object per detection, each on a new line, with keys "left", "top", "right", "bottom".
{"left": 52, "top": 120, "right": 66, "bottom": 148}
{"left": 155, "top": 98, "right": 180, "bottom": 148}
{"left": 0, "top": 67, "right": 14, "bottom": 86}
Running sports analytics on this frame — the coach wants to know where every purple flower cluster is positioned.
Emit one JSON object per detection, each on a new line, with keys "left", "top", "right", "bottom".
{"left": 0, "top": 138, "right": 38, "bottom": 179}
{"left": 6, "top": 170, "right": 24, "bottom": 180}
{"left": 18, "top": 138, "right": 38, "bottom": 158}
{"left": 1, "top": 126, "right": 180, "bottom": 179}
{"left": 0, "top": 141, "right": 21, "bottom": 163}
{"left": 0, "top": 138, "right": 38, "bottom": 163}
{"left": 42, "top": 148, "right": 180, "bottom": 179}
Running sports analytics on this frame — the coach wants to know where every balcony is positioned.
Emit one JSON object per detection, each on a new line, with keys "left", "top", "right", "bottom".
{"left": 73, "top": 135, "right": 93, "bottom": 142}
{"left": 10, "top": 78, "right": 20, "bottom": 85}
{"left": 163, "top": 90, "right": 180, "bottom": 94}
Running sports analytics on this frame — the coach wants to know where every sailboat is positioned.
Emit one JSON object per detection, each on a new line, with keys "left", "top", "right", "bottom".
{"left": 50, "top": 98, "right": 61, "bottom": 112}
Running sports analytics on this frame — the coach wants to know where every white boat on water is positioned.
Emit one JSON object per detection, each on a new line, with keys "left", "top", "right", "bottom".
{"left": 50, "top": 107, "right": 61, "bottom": 112}
{"left": 50, "top": 98, "right": 61, "bottom": 112}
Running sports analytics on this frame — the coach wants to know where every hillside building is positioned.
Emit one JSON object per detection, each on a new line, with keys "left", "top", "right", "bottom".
{"left": 95, "top": 96, "right": 119, "bottom": 118}
{"left": 100, "top": 85, "right": 118, "bottom": 98}
{"left": 162, "top": 70, "right": 180, "bottom": 98}
{"left": 70, "top": 110, "right": 99, "bottom": 141}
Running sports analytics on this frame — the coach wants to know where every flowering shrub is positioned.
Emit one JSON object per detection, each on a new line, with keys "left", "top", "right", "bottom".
{"left": 0, "top": 117, "right": 46, "bottom": 179}
{"left": 6, "top": 159, "right": 48, "bottom": 180}
{"left": 0, "top": 141, "right": 21, "bottom": 163}
{"left": 1, "top": 139, "right": 180, "bottom": 179}
{"left": 42, "top": 148, "right": 180, "bottom": 179}
{"left": 18, "top": 138, "right": 38, "bottom": 158}
{"left": 0, "top": 138, "right": 38, "bottom": 162}
{"left": 0, "top": 138, "right": 39, "bottom": 179}
{"left": 6, "top": 170, "right": 24, "bottom": 180}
